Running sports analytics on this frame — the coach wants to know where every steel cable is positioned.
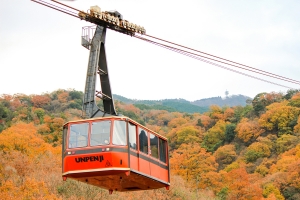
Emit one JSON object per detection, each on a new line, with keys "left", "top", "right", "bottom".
{"left": 31, "top": 0, "right": 80, "bottom": 18}
{"left": 134, "top": 35, "right": 294, "bottom": 89}
{"left": 144, "top": 34, "right": 300, "bottom": 85}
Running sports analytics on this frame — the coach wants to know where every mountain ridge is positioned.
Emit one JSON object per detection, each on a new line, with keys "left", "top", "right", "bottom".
{"left": 113, "top": 94, "right": 252, "bottom": 113}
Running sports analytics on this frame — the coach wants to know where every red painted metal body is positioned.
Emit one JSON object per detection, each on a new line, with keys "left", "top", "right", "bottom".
{"left": 62, "top": 116, "right": 170, "bottom": 192}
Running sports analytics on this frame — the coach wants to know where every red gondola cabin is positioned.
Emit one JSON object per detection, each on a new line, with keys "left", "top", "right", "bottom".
{"left": 62, "top": 116, "right": 170, "bottom": 193}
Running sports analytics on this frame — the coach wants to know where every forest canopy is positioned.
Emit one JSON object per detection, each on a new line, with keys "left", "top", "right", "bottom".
{"left": 0, "top": 89, "right": 300, "bottom": 199}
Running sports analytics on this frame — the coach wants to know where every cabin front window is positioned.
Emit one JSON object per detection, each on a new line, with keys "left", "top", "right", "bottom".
{"left": 69, "top": 123, "right": 89, "bottom": 148}
{"left": 90, "top": 121, "right": 111, "bottom": 146}
{"left": 112, "top": 120, "right": 126, "bottom": 145}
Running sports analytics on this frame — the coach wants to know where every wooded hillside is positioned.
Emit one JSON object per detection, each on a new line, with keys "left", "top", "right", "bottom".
{"left": 0, "top": 89, "right": 300, "bottom": 199}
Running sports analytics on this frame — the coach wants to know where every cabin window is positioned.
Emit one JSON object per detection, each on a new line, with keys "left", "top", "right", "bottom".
{"left": 159, "top": 138, "right": 167, "bottom": 163}
{"left": 63, "top": 125, "right": 68, "bottom": 151}
{"left": 91, "top": 121, "right": 111, "bottom": 146}
{"left": 112, "top": 120, "right": 126, "bottom": 145}
{"left": 69, "top": 123, "right": 89, "bottom": 148}
{"left": 139, "top": 128, "right": 148, "bottom": 154}
{"left": 128, "top": 123, "right": 137, "bottom": 150}
{"left": 150, "top": 133, "right": 158, "bottom": 159}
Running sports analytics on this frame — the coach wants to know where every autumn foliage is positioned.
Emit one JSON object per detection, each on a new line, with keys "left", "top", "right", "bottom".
{"left": 1, "top": 89, "right": 300, "bottom": 199}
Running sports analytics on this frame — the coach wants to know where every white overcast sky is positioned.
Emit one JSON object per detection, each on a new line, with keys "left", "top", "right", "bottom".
{"left": 1, "top": 0, "right": 300, "bottom": 101}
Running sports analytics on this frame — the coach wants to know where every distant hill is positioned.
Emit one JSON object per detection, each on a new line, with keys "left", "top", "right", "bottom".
{"left": 192, "top": 94, "right": 252, "bottom": 107}
{"left": 113, "top": 94, "right": 252, "bottom": 113}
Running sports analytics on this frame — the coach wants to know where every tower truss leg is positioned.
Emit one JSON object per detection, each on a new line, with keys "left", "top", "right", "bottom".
{"left": 82, "top": 25, "right": 117, "bottom": 118}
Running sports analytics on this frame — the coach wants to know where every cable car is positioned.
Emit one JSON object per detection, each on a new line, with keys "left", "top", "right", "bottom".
{"left": 62, "top": 116, "right": 170, "bottom": 193}
{"left": 57, "top": 13, "right": 170, "bottom": 193}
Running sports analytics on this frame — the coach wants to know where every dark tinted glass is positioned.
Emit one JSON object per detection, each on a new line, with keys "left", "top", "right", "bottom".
{"left": 159, "top": 138, "right": 167, "bottom": 163}
{"left": 138, "top": 128, "right": 148, "bottom": 154}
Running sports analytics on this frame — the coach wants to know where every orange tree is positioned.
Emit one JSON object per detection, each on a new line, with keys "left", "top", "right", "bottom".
{"left": 235, "top": 118, "right": 264, "bottom": 144}
{"left": 170, "top": 143, "right": 218, "bottom": 189}
{"left": 259, "top": 101, "right": 300, "bottom": 136}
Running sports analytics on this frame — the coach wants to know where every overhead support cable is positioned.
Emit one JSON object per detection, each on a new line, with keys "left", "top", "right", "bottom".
{"left": 134, "top": 35, "right": 295, "bottom": 89}
{"left": 31, "top": 0, "right": 80, "bottom": 18}
{"left": 143, "top": 34, "right": 300, "bottom": 85}
{"left": 50, "top": 0, "right": 82, "bottom": 13}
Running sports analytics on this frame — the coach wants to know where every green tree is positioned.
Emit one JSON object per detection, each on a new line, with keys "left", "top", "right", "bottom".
{"left": 69, "top": 90, "right": 83, "bottom": 100}
{"left": 217, "top": 187, "right": 228, "bottom": 200}
{"left": 275, "top": 134, "right": 299, "bottom": 154}
{"left": 202, "top": 120, "right": 227, "bottom": 152}
{"left": 252, "top": 92, "right": 283, "bottom": 116}
{"left": 244, "top": 142, "right": 271, "bottom": 163}
{"left": 284, "top": 89, "right": 300, "bottom": 100}
{"left": 224, "top": 123, "right": 236, "bottom": 143}
{"left": 176, "top": 126, "right": 201, "bottom": 145}
{"left": 196, "top": 118, "right": 203, "bottom": 127}
{"left": 34, "top": 108, "right": 45, "bottom": 124}
{"left": 68, "top": 101, "right": 81, "bottom": 110}
{"left": 0, "top": 103, "right": 9, "bottom": 118}
{"left": 231, "top": 105, "right": 253, "bottom": 123}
